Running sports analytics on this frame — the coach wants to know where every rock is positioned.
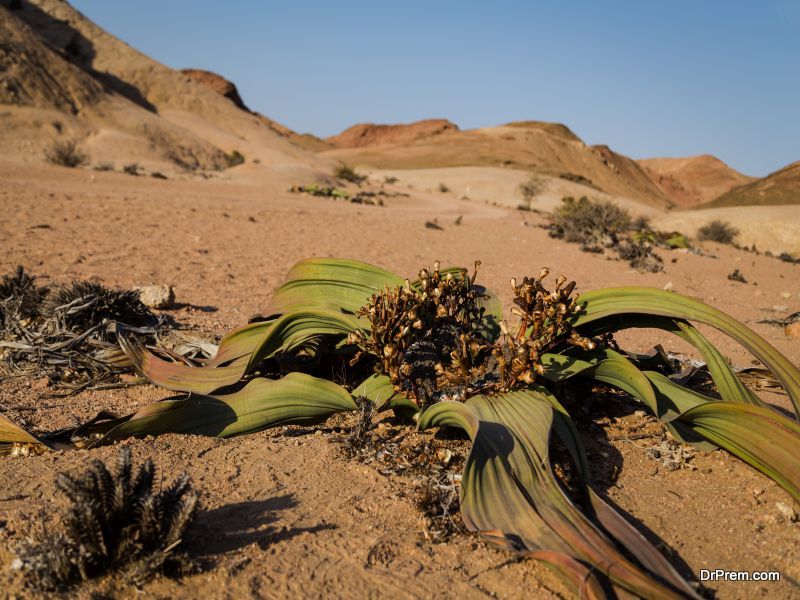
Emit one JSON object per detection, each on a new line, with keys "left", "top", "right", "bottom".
{"left": 775, "top": 501, "right": 798, "bottom": 522}
{"left": 785, "top": 322, "right": 800, "bottom": 339}
{"left": 181, "top": 69, "right": 249, "bottom": 110}
{"left": 136, "top": 285, "right": 175, "bottom": 309}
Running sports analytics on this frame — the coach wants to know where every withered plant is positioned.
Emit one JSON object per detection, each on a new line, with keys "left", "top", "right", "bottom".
{"left": 17, "top": 447, "right": 199, "bottom": 591}
{"left": 347, "top": 262, "right": 493, "bottom": 406}
{"left": 0, "top": 267, "right": 165, "bottom": 393}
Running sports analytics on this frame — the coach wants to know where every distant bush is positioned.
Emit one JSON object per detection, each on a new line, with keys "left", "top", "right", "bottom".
{"left": 93, "top": 162, "right": 114, "bottom": 172}
{"left": 123, "top": 163, "right": 140, "bottom": 176}
{"left": 518, "top": 174, "right": 545, "bottom": 210}
{"left": 438, "top": 182, "right": 449, "bottom": 193}
{"left": 549, "top": 196, "right": 631, "bottom": 252}
{"left": 384, "top": 175, "right": 398, "bottom": 184}
{"left": 45, "top": 140, "right": 87, "bottom": 168}
{"left": 631, "top": 215, "right": 652, "bottom": 231}
{"left": 150, "top": 172, "right": 168, "bottom": 180}
{"left": 225, "top": 150, "right": 245, "bottom": 168}
{"left": 334, "top": 164, "right": 366, "bottom": 184}
{"left": 697, "top": 220, "right": 738, "bottom": 244}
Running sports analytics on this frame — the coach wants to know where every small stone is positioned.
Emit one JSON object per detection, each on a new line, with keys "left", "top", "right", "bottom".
{"left": 314, "top": 429, "right": 323, "bottom": 436}
{"left": 634, "top": 410, "right": 647, "bottom": 418}
{"left": 136, "top": 284, "right": 175, "bottom": 309}
{"left": 785, "top": 322, "right": 800, "bottom": 339}
{"left": 663, "top": 281, "right": 674, "bottom": 292}
{"left": 775, "top": 501, "right": 798, "bottom": 522}
{"left": 10, "top": 558, "right": 22, "bottom": 570}
{"left": 780, "top": 292, "right": 792, "bottom": 299}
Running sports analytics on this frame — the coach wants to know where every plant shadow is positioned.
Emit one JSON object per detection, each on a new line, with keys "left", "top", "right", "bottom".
{"left": 187, "top": 494, "right": 336, "bottom": 556}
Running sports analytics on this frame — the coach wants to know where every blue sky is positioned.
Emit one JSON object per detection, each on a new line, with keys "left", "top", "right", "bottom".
{"left": 71, "top": 0, "right": 799, "bottom": 176}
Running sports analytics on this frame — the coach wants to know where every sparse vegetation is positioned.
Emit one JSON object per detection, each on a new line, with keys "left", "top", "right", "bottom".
{"left": 549, "top": 195, "right": 631, "bottom": 251}
{"left": 94, "top": 162, "right": 115, "bottom": 172}
{"left": 697, "top": 220, "right": 738, "bottom": 244}
{"left": 517, "top": 174, "right": 545, "bottom": 211}
{"left": 383, "top": 175, "right": 398, "bottom": 184}
{"left": 334, "top": 164, "right": 366, "bottom": 184}
{"left": 150, "top": 171, "right": 168, "bottom": 180}
{"left": 45, "top": 140, "right": 88, "bottom": 168}
{"left": 123, "top": 163, "right": 140, "bottom": 176}
{"left": 728, "top": 269, "right": 747, "bottom": 283}
{"left": 617, "top": 238, "right": 664, "bottom": 272}
{"left": 17, "top": 448, "right": 198, "bottom": 591}
{"left": 437, "top": 182, "right": 449, "bottom": 193}
{"left": 224, "top": 150, "right": 245, "bottom": 168}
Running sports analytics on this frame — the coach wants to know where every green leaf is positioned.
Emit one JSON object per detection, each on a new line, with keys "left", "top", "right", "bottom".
{"left": 125, "top": 308, "right": 362, "bottom": 394}
{"left": 574, "top": 287, "right": 800, "bottom": 416}
{"left": 269, "top": 258, "right": 405, "bottom": 315}
{"left": 419, "top": 391, "right": 697, "bottom": 599}
{"left": 96, "top": 373, "right": 357, "bottom": 442}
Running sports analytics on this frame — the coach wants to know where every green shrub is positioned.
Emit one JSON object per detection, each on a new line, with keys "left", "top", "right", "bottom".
{"left": 45, "top": 140, "right": 87, "bottom": 168}
{"left": 697, "top": 220, "right": 738, "bottom": 244}
{"left": 549, "top": 196, "right": 631, "bottom": 251}
{"left": 334, "top": 164, "right": 366, "bottom": 184}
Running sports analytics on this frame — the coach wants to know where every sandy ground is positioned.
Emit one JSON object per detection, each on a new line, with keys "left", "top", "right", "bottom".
{"left": 1, "top": 160, "right": 799, "bottom": 599}
{"left": 653, "top": 205, "right": 800, "bottom": 256}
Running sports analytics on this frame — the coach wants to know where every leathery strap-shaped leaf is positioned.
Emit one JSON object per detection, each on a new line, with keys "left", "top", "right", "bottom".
{"left": 92, "top": 373, "right": 357, "bottom": 443}
{"left": 269, "top": 257, "right": 404, "bottom": 314}
{"left": 579, "top": 314, "right": 762, "bottom": 407}
{"left": 124, "top": 308, "right": 363, "bottom": 394}
{"left": 0, "top": 414, "right": 53, "bottom": 456}
{"left": 645, "top": 372, "right": 800, "bottom": 502}
{"left": 352, "top": 373, "right": 418, "bottom": 417}
{"left": 540, "top": 351, "right": 714, "bottom": 448}
{"left": 419, "top": 393, "right": 697, "bottom": 599}
{"left": 574, "top": 287, "right": 800, "bottom": 417}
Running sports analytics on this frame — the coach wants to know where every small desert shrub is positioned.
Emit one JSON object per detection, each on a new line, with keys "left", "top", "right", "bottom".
{"left": 549, "top": 196, "right": 631, "bottom": 252}
{"left": 697, "top": 220, "right": 738, "bottom": 244}
{"left": 94, "top": 162, "right": 114, "bottom": 172}
{"left": 224, "top": 150, "right": 245, "bottom": 168}
{"left": 123, "top": 163, "right": 140, "bottom": 176}
{"left": 150, "top": 172, "right": 168, "bottom": 180}
{"left": 334, "top": 164, "right": 366, "bottom": 184}
{"left": 631, "top": 215, "right": 652, "bottom": 231}
{"left": 45, "top": 140, "right": 88, "bottom": 168}
{"left": 17, "top": 448, "right": 198, "bottom": 591}
{"left": 384, "top": 175, "right": 398, "bottom": 184}
{"left": 617, "top": 239, "right": 664, "bottom": 273}
{"left": 518, "top": 174, "right": 545, "bottom": 210}
{"left": 438, "top": 182, "right": 449, "bottom": 193}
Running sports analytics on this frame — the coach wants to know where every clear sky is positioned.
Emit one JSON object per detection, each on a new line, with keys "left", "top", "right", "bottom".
{"left": 70, "top": 0, "right": 799, "bottom": 177}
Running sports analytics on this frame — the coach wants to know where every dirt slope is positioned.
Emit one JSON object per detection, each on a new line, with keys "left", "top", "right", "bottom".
{"left": 327, "top": 119, "right": 459, "bottom": 149}
{"left": 0, "top": 0, "right": 331, "bottom": 179}
{"left": 705, "top": 161, "right": 800, "bottom": 207}
{"left": 639, "top": 154, "right": 754, "bottom": 207}
{"left": 323, "top": 121, "right": 676, "bottom": 208}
